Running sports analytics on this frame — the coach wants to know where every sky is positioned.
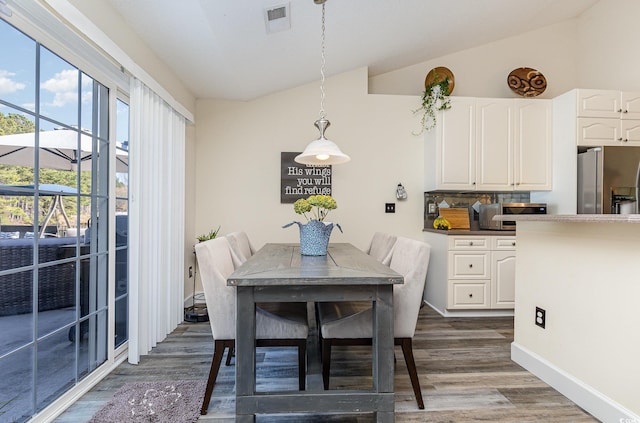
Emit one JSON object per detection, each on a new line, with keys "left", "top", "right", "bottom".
{"left": 0, "top": 18, "right": 129, "bottom": 144}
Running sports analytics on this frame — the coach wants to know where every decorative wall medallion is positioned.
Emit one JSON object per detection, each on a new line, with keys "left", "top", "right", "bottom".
{"left": 507, "top": 67, "right": 547, "bottom": 97}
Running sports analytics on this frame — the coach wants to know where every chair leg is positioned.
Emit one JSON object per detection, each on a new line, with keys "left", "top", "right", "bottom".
{"left": 201, "top": 339, "right": 233, "bottom": 415}
{"left": 322, "top": 339, "right": 332, "bottom": 390}
{"left": 399, "top": 338, "right": 424, "bottom": 410}
{"left": 297, "top": 340, "right": 307, "bottom": 391}
{"left": 225, "top": 346, "right": 235, "bottom": 366}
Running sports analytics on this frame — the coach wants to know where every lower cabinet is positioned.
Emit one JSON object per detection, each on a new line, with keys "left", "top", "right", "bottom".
{"left": 444, "top": 235, "right": 516, "bottom": 310}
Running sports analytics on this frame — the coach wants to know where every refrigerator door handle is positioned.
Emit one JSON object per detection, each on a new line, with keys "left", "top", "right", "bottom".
{"left": 636, "top": 160, "right": 640, "bottom": 214}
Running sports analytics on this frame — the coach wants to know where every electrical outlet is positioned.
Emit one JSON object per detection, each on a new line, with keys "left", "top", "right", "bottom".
{"left": 535, "top": 307, "right": 546, "bottom": 328}
{"left": 385, "top": 203, "right": 395, "bottom": 213}
{"left": 189, "top": 266, "right": 193, "bottom": 278}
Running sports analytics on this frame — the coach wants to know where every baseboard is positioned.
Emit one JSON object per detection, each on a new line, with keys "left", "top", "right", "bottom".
{"left": 423, "top": 300, "right": 514, "bottom": 318}
{"left": 511, "top": 342, "right": 640, "bottom": 423}
{"left": 183, "top": 291, "right": 205, "bottom": 309}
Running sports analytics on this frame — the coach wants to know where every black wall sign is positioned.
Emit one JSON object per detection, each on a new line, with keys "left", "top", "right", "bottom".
{"left": 280, "top": 152, "right": 332, "bottom": 203}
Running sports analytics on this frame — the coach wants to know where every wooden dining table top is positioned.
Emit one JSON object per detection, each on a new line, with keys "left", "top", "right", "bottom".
{"left": 227, "top": 243, "right": 403, "bottom": 287}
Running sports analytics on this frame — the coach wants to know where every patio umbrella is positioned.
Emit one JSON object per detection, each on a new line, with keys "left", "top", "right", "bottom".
{"left": 0, "top": 183, "right": 78, "bottom": 237}
{"left": 0, "top": 128, "right": 128, "bottom": 172}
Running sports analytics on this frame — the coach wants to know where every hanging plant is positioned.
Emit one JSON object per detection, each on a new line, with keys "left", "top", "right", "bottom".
{"left": 412, "top": 74, "right": 452, "bottom": 135}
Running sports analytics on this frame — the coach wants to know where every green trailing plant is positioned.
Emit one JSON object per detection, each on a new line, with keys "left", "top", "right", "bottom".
{"left": 196, "top": 226, "right": 220, "bottom": 242}
{"left": 413, "top": 75, "right": 452, "bottom": 135}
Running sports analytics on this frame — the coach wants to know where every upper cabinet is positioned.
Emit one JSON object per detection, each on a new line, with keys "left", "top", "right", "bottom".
{"left": 576, "top": 89, "right": 640, "bottom": 146}
{"left": 425, "top": 97, "right": 552, "bottom": 191}
{"left": 431, "top": 97, "right": 476, "bottom": 190}
{"left": 577, "top": 89, "right": 640, "bottom": 119}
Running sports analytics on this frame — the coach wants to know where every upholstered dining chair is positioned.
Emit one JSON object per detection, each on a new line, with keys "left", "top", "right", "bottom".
{"left": 226, "top": 231, "right": 255, "bottom": 268}
{"left": 195, "top": 237, "right": 309, "bottom": 415}
{"left": 317, "top": 236, "right": 431, "bottom": 409}
{"left": 366, "top": 232, "right": 397, "bottom": 266}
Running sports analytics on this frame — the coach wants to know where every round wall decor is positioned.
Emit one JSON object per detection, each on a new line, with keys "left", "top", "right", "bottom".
{"left": 425, "top": 66, "right": 455, "bottom": 94}
{"left": 507, "top": 67, "right": 547, "bottom": 97}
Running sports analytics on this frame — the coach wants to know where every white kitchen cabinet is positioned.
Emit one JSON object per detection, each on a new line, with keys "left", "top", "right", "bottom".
{"left": 443, "top": 235, "right": 516, "bottom": 310}
{"left": 426, "top": 97, "right": 552, "bottom": 191}
{"left": 576, "top": 89, "right": 640, "bottom": 119}
{"left": 475, "top": 99, "right": 514, "bottom": 191}
{"left": 576, "top": 89, "right": 640, "bottom": 146}
{"left": 490, "top": 237, "right": 516, "bottom": 309}
{"left": 476, "top": 99, "right": 553, "bottom": 191}
{"left": 433, "top": 97, "right": 476, "bottom": 190}
{"left": 577, "top": 117, "right": 640, "bottom": 146}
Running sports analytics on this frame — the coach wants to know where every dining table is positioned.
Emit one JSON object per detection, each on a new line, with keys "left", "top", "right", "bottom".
{"left": 227, "top": 242, "right": 404, "bottom": 422}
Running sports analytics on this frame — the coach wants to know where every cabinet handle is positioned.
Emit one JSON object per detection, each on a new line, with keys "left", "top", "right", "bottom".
{"left": 618, "top": 137, "right": 624, "bottom": 141}
{"left": 618, "top": 108, "right": 623, "bottom": 113}
{"left": 472, "top": 182, "right": 476, "bottom": 185}
{"left": 623, "top": 138, "right": 629, "bottom": 142}
{"left": 468, "top": 264, "right": 473, "bottom": 268}
{"left": 512, "top": 242, "right": 516, "bottom": 246}
{"left": 469, "top": 293, "right": 473, "bottom": 298}
{"left": 623, "top": 109, "right": 629, "bottom": 113}
{"left": 469, "top": 241, "right": 474, "bottom": 246}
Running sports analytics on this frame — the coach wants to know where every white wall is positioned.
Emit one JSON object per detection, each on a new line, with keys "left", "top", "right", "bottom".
{"left": 369, "top": 20, "right": 580, "bottom": 99}
{"left": 577, "top": 0, "right": 640, "bottom": 91}
{"left": 512, "top": 221, "right": 640, "bottom": 420}
{"left": 195, "top": 67, "right": 424, "bottom": 251}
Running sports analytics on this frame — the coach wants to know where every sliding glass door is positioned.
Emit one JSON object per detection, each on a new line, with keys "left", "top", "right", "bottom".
{"left": 0, "top": 18, "right": 126, "bottom": 422}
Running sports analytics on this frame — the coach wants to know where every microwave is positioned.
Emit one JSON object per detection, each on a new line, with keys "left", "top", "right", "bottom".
{"left": 478, "top": 202, "right": 547, "bottom": 230}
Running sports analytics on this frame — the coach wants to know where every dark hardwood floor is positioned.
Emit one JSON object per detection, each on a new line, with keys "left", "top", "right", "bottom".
{"left": 56, "top": 305, "right": 599, "bottom": 422}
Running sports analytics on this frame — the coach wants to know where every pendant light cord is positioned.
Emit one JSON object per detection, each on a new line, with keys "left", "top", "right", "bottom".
{"left": 319, "top": 2, "right": 326, "bottom": 121}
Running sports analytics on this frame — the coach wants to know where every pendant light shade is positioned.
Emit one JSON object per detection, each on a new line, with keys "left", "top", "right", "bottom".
{"left": 294, "top": 0, "right": 350, "bottom": 166}
{"left": 295, "top": 118, "right": 350, "bottom": 165}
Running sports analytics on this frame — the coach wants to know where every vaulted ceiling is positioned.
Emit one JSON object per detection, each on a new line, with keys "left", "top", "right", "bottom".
{"left": 105, "top": 0, "right": 600, "bottom": 100}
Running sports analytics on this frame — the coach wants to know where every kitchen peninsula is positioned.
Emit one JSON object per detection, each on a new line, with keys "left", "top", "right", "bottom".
{"left": 496, "top": 214, "right": 640, "bottom": 423}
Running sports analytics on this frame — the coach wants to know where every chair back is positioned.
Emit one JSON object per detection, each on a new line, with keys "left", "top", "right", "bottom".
{"left": 226, "top": 231, "right": 255, "bottom": 268}
{"left": 366, "top": 232, "right": 397, "bottom": 266}
{"left": 389, "top": 237, "right": 431, "bottom": 338}
{"left": 194, "top": 237, "right": 236, "bottom": 339}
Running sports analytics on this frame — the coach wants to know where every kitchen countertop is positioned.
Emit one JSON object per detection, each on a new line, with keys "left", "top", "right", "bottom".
{"left": 423, "top": 227, "right": 516, "bottom": 236}
{"left": 493, "top": 214, "right": 640, "bottom": 224}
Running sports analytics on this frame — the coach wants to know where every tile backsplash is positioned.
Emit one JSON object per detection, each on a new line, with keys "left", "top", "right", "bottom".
{"left": 424, "top": 191, "right": 530, "bottom": 230}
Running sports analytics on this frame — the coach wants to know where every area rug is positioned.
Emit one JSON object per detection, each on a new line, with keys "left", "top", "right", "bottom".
{"left": 89, "top": 380, "right": 206, "bottom": 423}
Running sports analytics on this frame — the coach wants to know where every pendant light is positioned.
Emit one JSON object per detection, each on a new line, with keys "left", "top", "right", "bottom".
{"left": 295, "top": 0, "right": 350, "bottom": 165}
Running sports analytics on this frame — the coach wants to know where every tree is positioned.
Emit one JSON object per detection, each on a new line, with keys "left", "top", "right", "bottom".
{"left": 0, "top": 112, "right": 35, "bottom": 135}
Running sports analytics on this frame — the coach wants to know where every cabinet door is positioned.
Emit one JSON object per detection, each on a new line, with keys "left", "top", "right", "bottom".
{"left": 621, "top": 92, "right": 640, "bottom": 119}
{"left": 491, "top": 251, "right": 516, "bottom": 308}
{"left": 476, "top": 99, "right": 514, "bottom": 191}
{"left": 577, "top": 118, "right": 620, "bottom": 146}
{"left": 435, "top": 97, "right": 476, "bottom": 190}
{"left": 621, "top": 120, "right": 640, "bottom": 145}
{"left": 577, "top": 89, "right": 620, "bottom": 118}
{"left": 514, "top": 100, "right": 552, "bottom": 190}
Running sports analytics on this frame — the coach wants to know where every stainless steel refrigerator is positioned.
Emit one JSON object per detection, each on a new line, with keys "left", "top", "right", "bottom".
{"left": 577, "top": 146, "right": 640, "bottom": 214}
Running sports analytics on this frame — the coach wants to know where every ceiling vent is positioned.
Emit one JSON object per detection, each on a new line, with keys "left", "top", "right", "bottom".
{"left": 264, "top": 3, "right": 290, "bottom": 34}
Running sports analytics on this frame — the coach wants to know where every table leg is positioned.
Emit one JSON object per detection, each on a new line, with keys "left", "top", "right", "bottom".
{"left": 373, "top": 284, "right": 395, "bottom": 422}
{"left": 236, "top": 287, "right": 256, "bottom": 422}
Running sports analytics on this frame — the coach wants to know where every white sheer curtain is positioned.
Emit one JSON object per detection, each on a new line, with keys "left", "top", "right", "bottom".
{"left": 128, "top": 77, "right": 186, "bottom": 364}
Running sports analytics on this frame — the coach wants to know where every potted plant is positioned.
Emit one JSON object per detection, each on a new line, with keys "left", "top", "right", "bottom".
{"left": 196, "top": 226, "right": 220, "bottom": 243}
{"left": 413, "top": 71, "right": 452, "bottom": 135}
{"left": 283, "top": 195, "right": 342, "bottom": 256}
